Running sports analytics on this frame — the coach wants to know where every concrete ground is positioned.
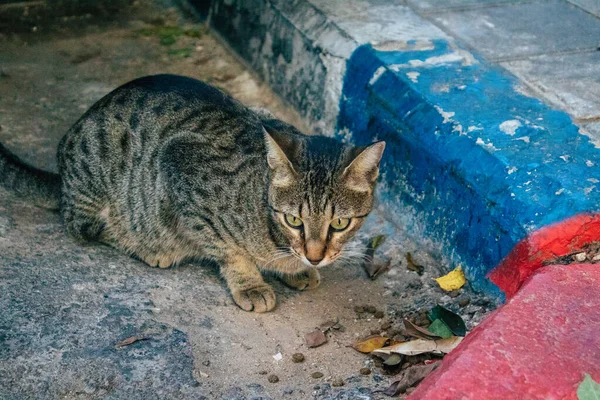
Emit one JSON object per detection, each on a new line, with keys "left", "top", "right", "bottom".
{"left": 406, "top": 0, "right": 600, "bottom": 144}
{"left": 0, "top": 3, "right": 495, "bottom": 399}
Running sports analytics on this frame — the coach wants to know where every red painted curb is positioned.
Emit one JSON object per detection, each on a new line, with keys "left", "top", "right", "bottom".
{"left": 407, "top": 263, "right": 600, "bottom": 399}
{"left": 489, "top": 213, "right": 600, "bottom": 298}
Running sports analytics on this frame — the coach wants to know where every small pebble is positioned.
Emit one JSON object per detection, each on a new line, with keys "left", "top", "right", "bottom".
{"left": 268, "top": 374, "right": 279, "bottom": 383}
{"left": 459, "top": 297, "right": 471, "bottom": 308}
{"left": 359, "top": 367, "right": 371, "bottom": 375}
{"left": 593, "top": 254, "right": 600, "bottom": 262}
{"left": 332, "top": 377, "right": 344, "bottom": 387}
{"left": 380, "top": 321, "right": 391, "bottom": 330}
{"left": 364, "top": 305, "right": 377, "bottom": 313}
{"left": 202, "top": 360, "right": 210, "bottom": 366}
{"left": 374, "top": 310, "right": 385, "bottom": 319}
{"left": 575, "top": 252, "right": 587, "bottom": 262}
{"left": 259, "top": 370, "right": 268, "bottom": 375}
{"left": 292, "top": 353, "right": 305, "bottom": 363}
{"left": 449, "top": 289, "right": 461, "bottom": 298}
{"left": 311, "top": 372, "right": 324, "bottom": 379}
{"left": 354, "top": 305, "right": 365, "bottom": 313}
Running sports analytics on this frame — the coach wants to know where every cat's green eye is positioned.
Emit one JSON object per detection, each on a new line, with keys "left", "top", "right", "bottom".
{"left": 285, "top": 214, "right": 303, "bottom": 228}
{"left": 330, "top": 217, "right": 350, "bottom": 231}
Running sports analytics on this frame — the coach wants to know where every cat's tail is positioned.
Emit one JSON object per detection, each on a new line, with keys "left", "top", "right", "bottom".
{"left": 0, "top": 141, "right": 61, "bottom": 210}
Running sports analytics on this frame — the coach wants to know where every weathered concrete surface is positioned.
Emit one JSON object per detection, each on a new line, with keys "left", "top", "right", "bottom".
{"left": 568, "top": 0, "right": 600, "bottom": 17}
{"left": 406, "top": 0, "right": 520, "bottom": 11}
{"left": 209, "top": 0, "right": 354, "bottom": 135}
{"left": 409, "top": 263, "right": 600, "bottom": 399}
{"left": 0, "top": 4, "right": 496, "bottom": 398}
{"left": 430, "top": 0, "right": 600, "bottom": 61}
{"left": 501, "top": 51, "right": 600, "bottom": 122}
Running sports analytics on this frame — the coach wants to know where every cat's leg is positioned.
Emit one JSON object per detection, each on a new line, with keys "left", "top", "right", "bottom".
{"left": 280, "top": 268, "right": 321, "bottom": 291}
{"left": 221, "top": 253, "right": 276, "bottom": 312}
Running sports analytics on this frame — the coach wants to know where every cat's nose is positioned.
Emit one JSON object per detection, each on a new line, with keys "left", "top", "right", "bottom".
{"left": 307, "top": 257, "right": 323, "bottom": 266}
{"left": 305, "top": 240, "right": 325, "bottom": 265}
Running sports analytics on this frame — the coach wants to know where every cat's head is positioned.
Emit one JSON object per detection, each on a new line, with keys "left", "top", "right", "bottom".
{"left": 264, "top": 127, "right": 385, "bottom": 268}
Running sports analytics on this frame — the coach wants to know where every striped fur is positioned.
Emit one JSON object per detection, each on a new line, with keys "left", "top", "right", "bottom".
{"left": 0, "top": 74, "right": 384, "bottom": 312}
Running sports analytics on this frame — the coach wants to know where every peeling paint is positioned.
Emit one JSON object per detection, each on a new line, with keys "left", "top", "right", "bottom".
{"left": 499, "top": 120, "right": 522, "bottom": 136}
{"left": 369, "top": 66, "right": 386, "bottom": 86}
{"left": 338, "top": 41, "right": 600, "bottom": 299}
{"left": 434, "top": 105, "right": 455, "bottom": 124}
{"left": 373, "top": 40, "right": 435, "bottom": 52}
{"left": 389, "top": 49, "right": 476, "bottom": 70}
{"left": 453, "top": 124, "right": 465, "bottom": 135}
{"left": 406, "top": 71, "right": 420, "bottom": 83}
{"left": 476, "top": 137, "right": 499, "bottom": 151}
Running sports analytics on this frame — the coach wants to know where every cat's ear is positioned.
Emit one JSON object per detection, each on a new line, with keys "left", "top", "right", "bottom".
{"left": 263, "top": 127, "right": 297, "bottom": 187}
{"left": 342, "top": 141, "right": 386, "bottom": 192}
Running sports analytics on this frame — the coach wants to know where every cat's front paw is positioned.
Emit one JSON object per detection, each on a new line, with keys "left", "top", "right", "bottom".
{"left": 231, "top": 284, "right": 277, "bottom": 313}
{"left": 281, "top": 268, "right": 321, "bottom": 291}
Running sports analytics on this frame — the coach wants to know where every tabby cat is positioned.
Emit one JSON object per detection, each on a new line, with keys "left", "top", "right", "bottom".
{"left": 0, "top": 74, "right": 385, "bottom": 312}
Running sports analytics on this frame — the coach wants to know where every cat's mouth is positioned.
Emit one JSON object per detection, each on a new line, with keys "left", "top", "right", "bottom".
{"left": 300, "top": 252, "right": 341, "bottom": 268}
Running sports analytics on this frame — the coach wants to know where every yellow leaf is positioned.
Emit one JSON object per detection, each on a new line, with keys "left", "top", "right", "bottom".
{"left": 434, "top": 266, "right": 466, "bottom": 291}
{"left": 352, "top": 336, "right": 390, "bottom": 353}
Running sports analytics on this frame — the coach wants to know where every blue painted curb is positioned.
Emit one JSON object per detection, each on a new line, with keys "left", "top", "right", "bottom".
{"left": 337, "top": 41, "right": 600, "bottom": 298}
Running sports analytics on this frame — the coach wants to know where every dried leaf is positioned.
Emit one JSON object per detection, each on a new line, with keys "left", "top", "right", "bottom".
{"left": 373, "top": 336, "right": 463, "bottom": 356}
{"left": 578, "top": 374, "right": 600, "bottom": 400}
{"left": 115, "top": 336, "right": 148, "bottom": 349}
{"left": 305, "top": 329, "right": 327, "bottom": 348}
{"left": 383, "top": 353, "right": 403, "bottom": 366}
{"left": 434, "top": 266, "right": 466, "bottom": 291}
{"left": 352, "top": 335, "right": 390, "bottom": 353}
{"left": 406, "top": 253, "right": 424, "bottom": 275}
{"left": 380, "top": 362, "right": 440, "bottom": 396}
{"left": 427, "top": 319, "right": 454, "bottom": 339}
{"left": 366, "top": 259, "right": 391, "bottom": 280}
{"left": 368, "top": 234, "right": 387, "bottom": 250}
{"left": 428, "top": 305, "right": 467, "bottom": 337}
{"left": 363, "top": 234, "right": 390, "bottom": 279}
{"left": 403, "top": 319, "right": 441, "bottom": 340}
